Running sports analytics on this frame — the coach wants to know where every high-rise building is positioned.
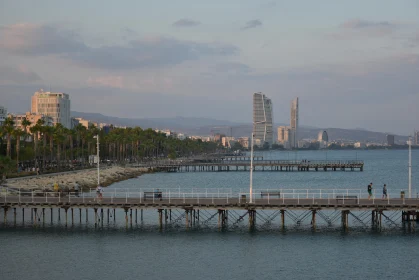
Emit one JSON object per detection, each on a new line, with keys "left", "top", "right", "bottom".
{"left": 290, "top": 97, "right": 299, "bottom": 148}
{"left": 31, "top": 90, "right": 71, "bottom": 128}
{"left": 253, "top": 92, "right": 273, "bottom": 147}
{"left": 318, "top": 130, "right": 329, "bottom": 149}
{"left": 0, "top": 106, "right": 7, "bottom": 126}
{"left": 387, "top": 134, "right": 395, "bottom": 146}
{"left": 415, "top": 131, "right": 419, "bottom": 146}
{"left": 277, "top": 126, "right": 291, "bottom": 149}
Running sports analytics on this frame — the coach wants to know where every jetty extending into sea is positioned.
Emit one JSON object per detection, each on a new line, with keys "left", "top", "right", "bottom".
{"left": 136, "top": 157, "right": 364, "bottom": 172}
{"left": 1, "top": 188, "right": 418, "bottom": 231}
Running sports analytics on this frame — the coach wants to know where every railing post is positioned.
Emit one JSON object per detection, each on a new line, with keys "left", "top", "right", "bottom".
{"left": 69, "top": 192, "right": 71, "bottom": 203}
{"left": 373, "top": 190, "right": 375, "bottom": 204}
{"left": 320, "top": 189, "right": 322, "bottom": 199}
{"left": 58, "top": 192, "right": 60, "bottom": 203}
{"left": 306, "top": 189, "right": 308, "bottom": 199}
{"left": 126, "top": 193, "right": 128, "bottom": 203}
{"left": 387, "top": 194, "right": 390, "bottom": 205}
{"left": 32, "top": 190, "right": 34, "bottom": 203}
{"left": 328, "top": 193, "right": 330, "bottom": 205}
{"left": 18, "top": 188, "right": 21, "bottom": 203}
{"left": 268, "top": 193, "right": 270, "bottom": 204}
{"left": 183, "top": 193, "right": 185, "bottom": 204}
{"left": 212, "top": 194, "right": 214, "bottom": 204}
{"left": 45, "top": 192, "right": 48, "bottom": 203}
{"left": 297, "top": 193, "right": 299, "bottom": 204}
{"left": 226, "top": 194, "right": 228, "bottom": 204}
{"left": 169, "top": 190, "right": 171, "bottom": 204}
{"left": 312, "top": 194, "right": 314, "bottom": 204}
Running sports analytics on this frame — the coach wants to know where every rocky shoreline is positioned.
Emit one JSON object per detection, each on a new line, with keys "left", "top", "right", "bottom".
{"left": 4, "top": 166, "right": 149, "bottom": 191}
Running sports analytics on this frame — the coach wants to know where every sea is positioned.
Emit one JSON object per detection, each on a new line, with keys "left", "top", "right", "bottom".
{"left": 1, "top": 149, "right": 419, "bottom": 280}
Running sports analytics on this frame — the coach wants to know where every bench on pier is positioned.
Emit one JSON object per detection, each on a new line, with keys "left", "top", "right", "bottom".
{"left": 336, "top": 195, "right": 357, "bottom": 202}
{"left": 143, "top": 191, "right": 162, "bottom": 201}
{"left": 260, "top": 191, "right": 281, "bottom": 198}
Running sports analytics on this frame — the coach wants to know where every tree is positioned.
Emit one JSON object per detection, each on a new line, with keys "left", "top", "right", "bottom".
{"left": 0, "top": 155, "right": 16, "bottom": 182}
{"left": 2, "top": 117, "right": 15, "bottom": 158}
{"left": 53, "top": 124, "right": 66, "bottom": 170}
{"left": 12, "top": 128, "right": 25, "bottom": 171}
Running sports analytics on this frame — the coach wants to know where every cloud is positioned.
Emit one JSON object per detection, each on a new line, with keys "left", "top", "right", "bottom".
{"left": 0, "top": 23, "right": 239, "bottom": 70}
{"left": 334, "top": 19, "right": 400, "bottom": 38}
{"left": 0, "top": 23, "right": 87, "bottom": 55}
{"left": 87, "top": 76, "right": 124, "bottom": 88}
{"left": 340, "top": 19, "right": 393, "bottom": 29}
{"left": 241, "top": 20, "right": 262, "bottom": 30}
{"left": 214, "top": 62, "right": 252, "bottom": 75}
{"left": 172, "top": 19, "right": 201, "bottom": 27}
{"left": 0, "top": 65, "right": 42, "bottom": 85}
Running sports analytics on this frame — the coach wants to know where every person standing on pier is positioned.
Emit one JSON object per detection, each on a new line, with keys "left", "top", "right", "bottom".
{"left": 96, "top": 185, "right": 103, "bottom": 202}
{"left": 382, "top": 184, "right": 387, "bottom": 199}
{"left": 368, "top": 183, "right": 373, "bottom": 200}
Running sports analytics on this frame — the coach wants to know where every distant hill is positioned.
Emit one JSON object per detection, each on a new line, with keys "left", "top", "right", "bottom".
{"left": 71, "top": 111, "right": 408, "bottom": 143}
{"left": 71, "top": 111, "right": 245, "bottom": 130}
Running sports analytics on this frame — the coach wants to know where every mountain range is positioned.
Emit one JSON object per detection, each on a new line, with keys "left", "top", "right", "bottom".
{"left": 71, "top": 111, "right": 408, "bottom": 143}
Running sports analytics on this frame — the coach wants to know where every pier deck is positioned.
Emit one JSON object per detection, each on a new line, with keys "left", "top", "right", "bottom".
{"left": 137, "top": 160, "right": 364, "bottom": 172}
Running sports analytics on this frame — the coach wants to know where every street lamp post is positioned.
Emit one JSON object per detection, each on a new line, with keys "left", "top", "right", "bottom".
{"left": 249, "top": 121, "right": 271, "bottom": 203}
{"left": 250, "top": 132, "right": 255, "bottom": 203}
{"left": 408, "top": 136, "right": 412, "bottom": 198}
{"left": 94, "top": 135, "right": 100, "bottom": 186}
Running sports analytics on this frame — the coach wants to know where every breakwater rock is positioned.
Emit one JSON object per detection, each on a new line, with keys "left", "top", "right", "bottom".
{"left": 5, "top": 166, "right": 148, "bottom": 191}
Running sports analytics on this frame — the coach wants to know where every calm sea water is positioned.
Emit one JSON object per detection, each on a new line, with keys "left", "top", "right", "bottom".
{"left": 1, "top": 150, "right": 419, "bottom": 280}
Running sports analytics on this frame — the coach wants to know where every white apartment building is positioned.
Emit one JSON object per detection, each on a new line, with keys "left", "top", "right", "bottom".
{"left": 253, "top": 92, "right": 273, "bottom": 147}
{"left": 0, "top": 106, "right": 7, "bottom": 126}
{"left": 31, "top": 90, "right": 71, "bottom": 128}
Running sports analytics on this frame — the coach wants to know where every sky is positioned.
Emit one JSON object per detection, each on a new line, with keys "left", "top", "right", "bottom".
{"left": 0, "top": 0, "right": 418, "bottom": 134}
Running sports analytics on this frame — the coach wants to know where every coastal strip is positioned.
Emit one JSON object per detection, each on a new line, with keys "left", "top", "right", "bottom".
{"left": 4, "top": 166, "right": 148, "bottom": 191}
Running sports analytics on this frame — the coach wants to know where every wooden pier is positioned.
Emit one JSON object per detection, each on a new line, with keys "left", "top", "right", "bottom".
{"left": 137, "top": 159, "right": 364, "bottom": 172}
{"left": 1, "top": 189, "right": 418, "bottom": 230}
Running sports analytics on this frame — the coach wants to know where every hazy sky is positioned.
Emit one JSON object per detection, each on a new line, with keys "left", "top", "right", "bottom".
{"left": 0, "top": 0, "right": 418, "bottom": 134}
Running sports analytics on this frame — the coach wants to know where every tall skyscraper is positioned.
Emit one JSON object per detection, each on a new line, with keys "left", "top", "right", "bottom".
{"left": 253, "top": 92, "right": 273, "bottom": 147}
{"left": 31, "top": 90, "right": 71, "bottom": 128}
{"left": 415, "top": 131, "right": 419, "bottom": 146}
{"left": 290, "top": 97, "right": 299, "bottom": 148}
{"left": 387, "top": 134, "right": 395, "bottom": 146}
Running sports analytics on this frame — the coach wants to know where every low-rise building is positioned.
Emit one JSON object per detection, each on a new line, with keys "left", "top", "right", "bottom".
{"left": 237, "top": 137, "right": 250, "bottom": 149}
{"left": 75, "top": 118, "right": 91, "bottom": 128}
{"left": 0, "top": 106, "right": 7, "bottom": 126}
{"left": 354, "top": 142, "right": 366, "bottom": 148}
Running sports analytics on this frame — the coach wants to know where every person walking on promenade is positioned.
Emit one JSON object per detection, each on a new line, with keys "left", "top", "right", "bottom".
{"left": 382, "top": 184, "right": 387, "bottom": 199}
{"left": 53, "top": 181, "right": 59, "bottom": 193}
{"left": 74, "top": 182, "right": 80, "bottom": 197}
{"left": 368, "top": 183, "right": 373, "bottom": 200}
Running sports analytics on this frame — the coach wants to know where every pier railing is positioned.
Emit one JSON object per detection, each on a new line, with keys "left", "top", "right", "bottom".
{"left": 1, "top": 187, "right": 416, "bottom": 206}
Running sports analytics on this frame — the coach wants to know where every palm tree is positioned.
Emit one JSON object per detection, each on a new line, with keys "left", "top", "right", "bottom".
{"left": 12, "top": 128, "right": 25, "bottom": 171}
{"left": 21, "top": 117, "right": 32, "bottom": 143}
{"left": 0, "top": 155, "right": 16, "bottom": 182}
{"left": 3, "top": 117, "right": 15, "bottom": 158}
{"left": 53, "top": 124, "right": 66, "bottom": 170}
{"left": 30, "top": 119, "right": 44, "bottom": 168}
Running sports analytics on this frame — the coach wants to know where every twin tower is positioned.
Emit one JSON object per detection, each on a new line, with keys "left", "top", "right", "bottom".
{"left": 253, "top": 92, "right": 299, "bottom": 148}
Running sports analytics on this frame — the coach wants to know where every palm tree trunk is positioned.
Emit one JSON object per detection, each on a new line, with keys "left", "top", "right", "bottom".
{"left": 16, "top": 137, "right": 20, "bottom": 170}
{"left": 6, "top": 135, "right": 11, "bottom": 158}
{"left": 69, "top": 135, "right": 73, "bottom": 161}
